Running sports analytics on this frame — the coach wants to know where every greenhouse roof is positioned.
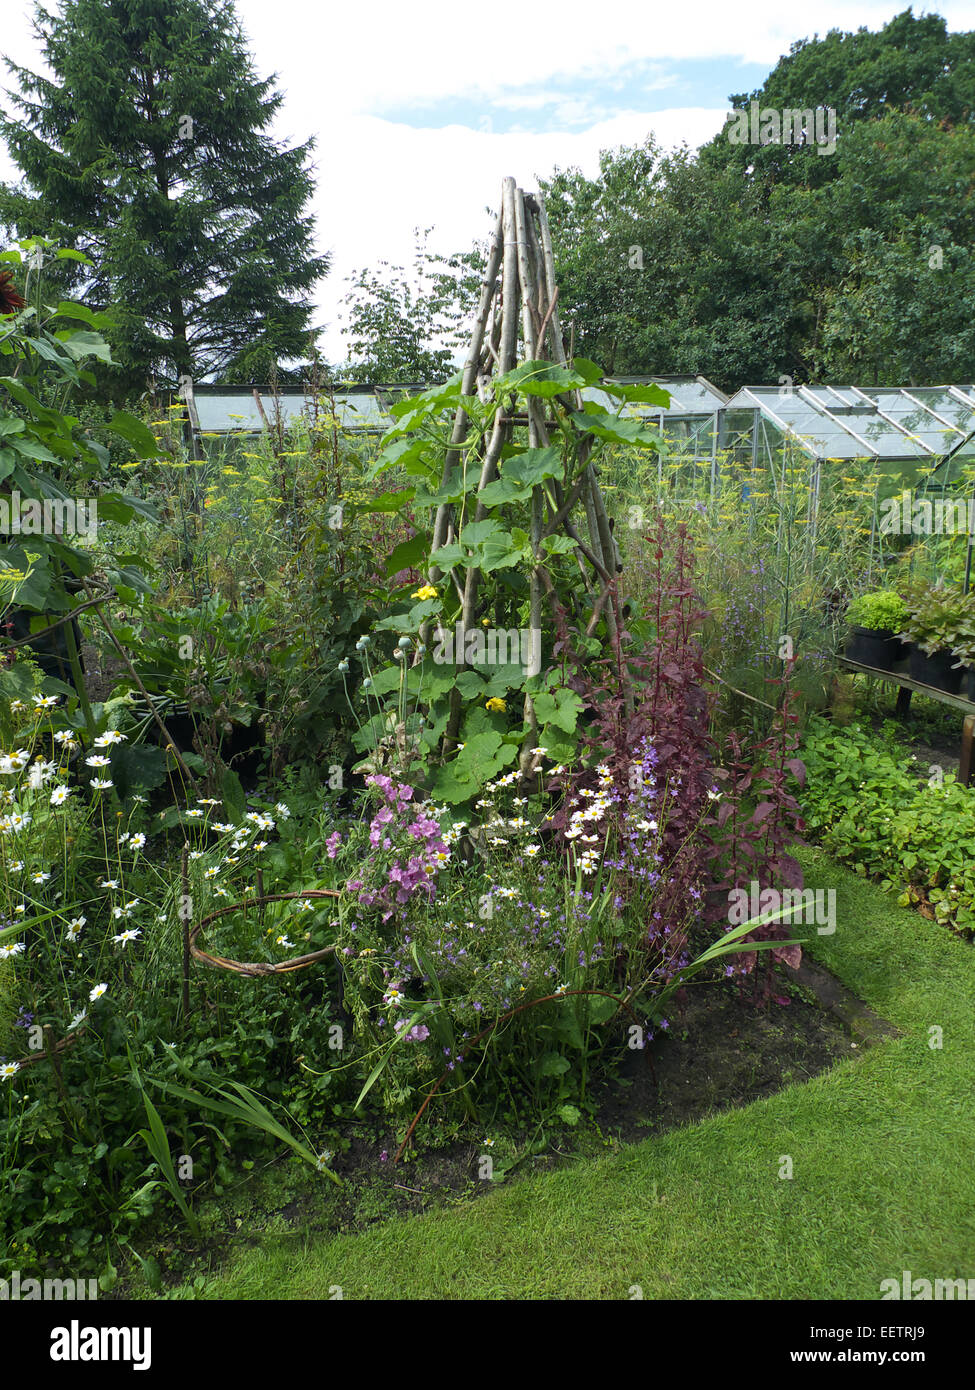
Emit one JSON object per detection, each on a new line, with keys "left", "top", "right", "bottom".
{"left": 193, "top": 384, "right": 422, "bottom": 435}
{"left": 724, "top": 384, "right": 975, "bottom": 462}
{"left": 192, "top": 375, "right": 728, "bottom": 434}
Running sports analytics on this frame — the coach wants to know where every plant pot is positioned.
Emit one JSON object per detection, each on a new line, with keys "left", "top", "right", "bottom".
{"left": 844, "top": 626, "right": 904, "bottom": 670}
{"left": 908, "top": 645, "right": 963, "bottom": 694}
{"left": 965, "top": 667, "right": 975, "bottom": 703}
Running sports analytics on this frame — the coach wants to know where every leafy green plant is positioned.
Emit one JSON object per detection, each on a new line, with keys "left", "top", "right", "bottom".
{"left": 344, "top": 361, "right": 668, "bottom": 804}
{"left": 900, "top": 581, "right": 975, "bottom": 655}
{"left": 846, "top": 589, "right": 908, "bottom": 633}
{"left": 801, "top": 715, "right": 975, "bottom": 934}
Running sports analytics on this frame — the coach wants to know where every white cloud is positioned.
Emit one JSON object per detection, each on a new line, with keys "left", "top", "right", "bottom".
{"left": 319, "top": 108, "right": 726, "bottom": 359}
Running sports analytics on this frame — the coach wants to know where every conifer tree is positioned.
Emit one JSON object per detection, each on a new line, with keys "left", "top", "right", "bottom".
{"left": 0, "top": 0, "right": 328, "bottom": 389}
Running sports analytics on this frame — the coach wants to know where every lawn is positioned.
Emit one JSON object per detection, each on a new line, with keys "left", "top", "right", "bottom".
{"left": 169, "top": 847, "right": 975, "bottom": 1299}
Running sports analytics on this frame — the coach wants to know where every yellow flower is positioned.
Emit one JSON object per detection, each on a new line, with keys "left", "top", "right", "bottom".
{"left": 411, "top": 584, "right": 438, "bottom": 601}
{"left": 486, "top": 697, "right": 506, "bottom": 713}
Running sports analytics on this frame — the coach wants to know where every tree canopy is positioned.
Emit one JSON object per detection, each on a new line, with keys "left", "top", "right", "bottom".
{"left": 542, "top": 9, "right": 975, "bottom": 391}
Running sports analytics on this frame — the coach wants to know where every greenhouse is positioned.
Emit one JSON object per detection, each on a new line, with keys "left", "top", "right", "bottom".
{"left": 722, "top": 383, "right": 975, "bottom": 473}
{"left": 191, "top": 374, "right": 729, "bottom": 440}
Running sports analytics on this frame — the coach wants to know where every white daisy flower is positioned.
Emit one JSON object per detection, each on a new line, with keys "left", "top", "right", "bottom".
{"left": 89, "top": 983, "right": 108, "bottom": 1002}
{"left": 93, "top": 731, "right": 127, "bottom": 747}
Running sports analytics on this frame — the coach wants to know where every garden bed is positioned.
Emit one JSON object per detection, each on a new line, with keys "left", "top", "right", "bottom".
{"left": 120, "top": 958, "right": 890, "bottom": 1296}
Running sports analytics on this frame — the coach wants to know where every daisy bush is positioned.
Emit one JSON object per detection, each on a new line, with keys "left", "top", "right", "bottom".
{"left": 0, "top": 690, "right": 349, "bottom": 1271}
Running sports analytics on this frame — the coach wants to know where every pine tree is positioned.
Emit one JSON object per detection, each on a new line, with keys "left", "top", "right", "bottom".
{"left": 0, "top": 0, "right": 328, "bottom": 390}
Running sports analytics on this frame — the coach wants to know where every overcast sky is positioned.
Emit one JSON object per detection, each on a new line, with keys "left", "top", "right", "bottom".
{"left": 1, "top": 1, "right": 970, "bottom": 365}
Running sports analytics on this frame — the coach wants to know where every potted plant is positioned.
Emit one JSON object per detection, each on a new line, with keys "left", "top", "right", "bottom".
{"left": 900, "top": 582, "right": 975, "bottom": 694}
{"left": 844, "top": 590, "right": 909, "bottom": 670}
{"left": 948, "top": 618, "right": 975, "bottom": 703}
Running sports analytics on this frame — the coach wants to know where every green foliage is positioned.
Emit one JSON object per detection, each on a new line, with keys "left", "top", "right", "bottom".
{"left": 846, "top": 590, "right": 908, "bottom": 634}
{"left": 801, "top": 716, "right": 975, "bottom": 934}
{"left": 542, "top": 11, "right": 975, "bottom": 387}
{"left": 340, "top": 228, "right": 483, "bottom": 384}
{"left": 0, "top": 245, "right": 158, "bottom": 611}
{"left": 901, "top": 581, "right": 975, "bottom": 656}
{"left": 346, "top": 360, "right": 665, "bottom": 801}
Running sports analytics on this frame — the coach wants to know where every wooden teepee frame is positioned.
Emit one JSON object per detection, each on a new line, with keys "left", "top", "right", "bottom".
{"left": 427, "top": 177, "right": 626, "bottom": 761}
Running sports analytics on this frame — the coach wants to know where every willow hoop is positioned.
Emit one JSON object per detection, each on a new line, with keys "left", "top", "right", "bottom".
{"left": 189, "top": 889, "right": 340, "bottom": 977}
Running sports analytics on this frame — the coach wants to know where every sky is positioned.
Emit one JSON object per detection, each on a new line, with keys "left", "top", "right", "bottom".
{"left": 0, "top": 0, "right": 971, "bottom": 367}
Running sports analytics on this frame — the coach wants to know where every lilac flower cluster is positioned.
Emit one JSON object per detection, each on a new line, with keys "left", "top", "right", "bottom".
{"left": 351, "top": 774, "right": 450, "bottom": 923}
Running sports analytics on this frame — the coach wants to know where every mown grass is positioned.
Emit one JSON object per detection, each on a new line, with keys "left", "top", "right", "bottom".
{"left": 169, "top": 848, "right": 975, "bottom": 1299}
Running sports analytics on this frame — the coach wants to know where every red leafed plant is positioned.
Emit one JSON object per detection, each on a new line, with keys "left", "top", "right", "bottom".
{"left": 545, "top": 507, "right": 806, "bottom": 995}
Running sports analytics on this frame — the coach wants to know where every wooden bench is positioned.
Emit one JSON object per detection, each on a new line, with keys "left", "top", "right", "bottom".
{"left": 838, "top": 656, "right": 975, "bottom": 786}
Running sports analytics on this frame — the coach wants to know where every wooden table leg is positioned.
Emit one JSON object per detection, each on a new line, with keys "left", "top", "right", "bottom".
{"left": 895, "top": 686, "right": 913, "bottom": 719}
{"left": 960, "top": 714, "right": 975, "bottom": 787}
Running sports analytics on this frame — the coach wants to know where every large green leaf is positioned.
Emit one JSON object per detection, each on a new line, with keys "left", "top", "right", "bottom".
{"left": 570, "top": 405, "right": 663, "bottom": 448}
{"left": 107, "top": 410, "right": 159, "bottom": 456}
{"left": 385, "top": 532, "right": 430, "bottom": 576}
{"left": 600, "top": 380, "right": 671, "bottom": 407}
{"left": 499, "top": 362, "right": 587, "bottom": 398}
{"left": 477, "top": 447, "right": 563, "bottom": 507}
{"left": 58, "top": 328, "right": 113, "bottom": 363}
{"left": 532, "top": 686, "right": 584, "bottom": 733}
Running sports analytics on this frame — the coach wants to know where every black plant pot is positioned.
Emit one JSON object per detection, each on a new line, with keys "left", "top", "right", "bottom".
{"left": 965, "top": 667, "right": 975, "bottom": 703}
{"left": 908, "top": 645, "right": 962, "bottom": 694}
{"left": 844, "top": 626, "right": 904, "bottom": 671}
